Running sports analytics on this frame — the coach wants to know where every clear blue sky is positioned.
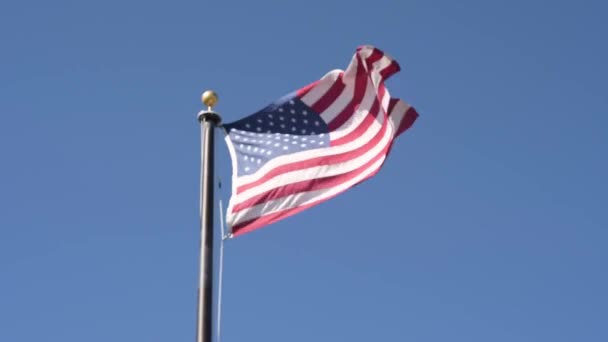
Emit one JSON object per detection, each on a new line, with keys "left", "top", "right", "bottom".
{"left": 1, "top": 0, "right": 607, "bottom": 341}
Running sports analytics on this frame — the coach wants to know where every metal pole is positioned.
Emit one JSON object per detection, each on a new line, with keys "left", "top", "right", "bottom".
{"left": 196, "top": 91, "right": 221, "bottom": 342}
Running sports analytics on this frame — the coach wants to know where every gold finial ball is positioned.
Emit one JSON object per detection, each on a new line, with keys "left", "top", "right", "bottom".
{"left": 201, "top": 90, "right": 218, "bottom": 109}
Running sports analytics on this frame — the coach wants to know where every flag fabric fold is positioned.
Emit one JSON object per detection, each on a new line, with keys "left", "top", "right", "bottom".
{"left": 222, "top": 46, "right": 419, "bottom": 236}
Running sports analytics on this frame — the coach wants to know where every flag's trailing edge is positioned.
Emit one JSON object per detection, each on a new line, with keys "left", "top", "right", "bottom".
{"left": 222, "top": 46, "right": 419, "bottom": 237}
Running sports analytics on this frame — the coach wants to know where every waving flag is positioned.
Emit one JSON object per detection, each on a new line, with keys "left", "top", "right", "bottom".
{"left": 222, "top": 46, "right": 419, "bottom": 236}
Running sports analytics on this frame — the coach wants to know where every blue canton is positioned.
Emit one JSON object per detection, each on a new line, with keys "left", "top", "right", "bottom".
{"left": 224, "top": 93, "right": 331, "bottom": 176}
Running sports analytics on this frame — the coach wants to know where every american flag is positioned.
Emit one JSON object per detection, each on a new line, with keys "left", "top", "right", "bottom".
{"left": 222, "top": 46, "right": 419, "bottom": 236}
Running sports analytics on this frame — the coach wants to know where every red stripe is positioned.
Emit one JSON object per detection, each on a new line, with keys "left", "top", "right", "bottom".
{"left": 233, "top": 138, "right": 391, "bottom": 212}
{"left": 236, "top": 113, "right": 390, "bottom": 194}
{"left": 310, "top": 74, "right": 345, "bottom": 114}
{"left": 331, "top": 95, "right": 381, "bottom": 146}
{"left": 365, "top": 48, "right": 383, "bottom": 70}
{"left": 377, "top": 80, "right": 386, "bottom": 101}
{"left": 387, "top": 98, "right": 399, "bottom": 115}
{"left": 375, "top": 81, "right": 387, "bottom": 116}
{"left": 380, "top": 61, "right": 400, "bottom": 80}
{"left": 232, "top": 200, "right": 317, "bottom": 236}
{"left": 232, "top": 160, "right": 388, "bottom": 237}
{"left": 231, "top": 147, "right": 391, "bottom": 236}
{"left": 356, "top": 45, "right": 400, "bottom": 81}
{"left": 331, "top": 80, "right": 388, "bottom": 147}
{"left": 296, "top": 80, "right": 319, "bottom": 98}
{"left": 327, "top": 55, "right": 367, "bottom": 130}
{"left": 395, "top": 107, "right": 419, "bottom": 137}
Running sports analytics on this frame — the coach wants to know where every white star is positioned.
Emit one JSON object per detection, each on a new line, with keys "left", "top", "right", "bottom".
{"left": 319, "top": 141, "right": 324, "bottom": 145}
{"left": 269, "top": 122, "right": 274, "bottom": 126}
{"left": 274, "top": 143, "right": 280, "bottom": 147}
{"left": 257, "top": 119, "right": 262, "bottom": 123}
{"left": 278, "top": 108, "right": 284, "bottom": 112}
{"left": 314, "top": 121, "right": 320, "bottom": 126}
{"left": 291, "top": 141, "right": 297, "bottom": 145}
{"left": 291, "top": 127, "right": 296, "bottom": 131}
{"left": 310, "top": 140, "right": 315, "bottom": 144}
{"left": 256, "top": 127, "right": 262, "bottom": 132}
{"left": 291, "top": 118, "right": 296, "bottom": 123}
{"left": 283, "top": 138, "right": 289, "bottom": 142}
{"left": 245, "top": 123, "right": 251, "bottom": 128}
{"left": 247, "top": 146, "right": 252, "bottom": 150}
{"left": 289, "top": 100, "right": 295, "bottom": 105}
{"left": 268, "top": 113, "right": 273, "bottom": 118}
{"left": 280, "top": 124, "right": 286, "bottom": 128}
{"left": 319, "top": 133, "right": 325, "bottom": 137}
{"left": 256, "top": 159, "right": 261, "bottom": 164}
{"left": 290, "top": 109, "right": 295, "bottom": 114}
{"left": 243, "top": 138, "right": 249, "bottom": 142}
{"left": 301, "top": 129, "right": 306, "bottom": 134}
{"left": 245, "top": 167, "right": 250, "bottom": 172}
{"left": 279, "top": 116, "right": 284, "bottom": 120}
{"left": 302, "top": 110, "right": 308, "bottom": 115}
{"left": 283, "top": 146, "right": 288, "bottom": 150}
{"left": 253, "top": 147, "right": 259, "bottom": 152}
{"left": 266, "top": 151, "right": 272, "bottom": 155}
{"left": 303, "top": 119, "right": 308, "bottom": 124}
{"left": 244, "top": 156, "right": 249, "bottom": 161}
{"left": 301, "top": 144, "right": 307, "bottom": 148}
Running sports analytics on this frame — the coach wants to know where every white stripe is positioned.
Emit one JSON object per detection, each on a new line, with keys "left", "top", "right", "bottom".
{"left": 301, "top": 54, "right": 361, "bottom": 123}
{"left": 357, "top": 46, "right": 393, "bottom": 87}
{"left": 302, "top": 49, "right": 390, "bottom": 128}
{"left": 223, "top": 130, "right": 242, "bottom": 225}
{"left": 328, "top": 76, "right": 393, "bottom": 141}
{"left": 358, "top": 46, "right": 375, "bottom": 63}
{"left": 381, "top": 86, "right": 391, "bottom": 113}
{"left": 305, "top": 57, "right": 359, "bottom": 123}
{"left": 388, "top": 100, "right": 411, "bottom": 137}
{"left": 317, "top": 82, "right": 353, "bottom": 123}
{"left": 300, "top": 70, "right": 342, "bottom": 105}
{"left": 327, "top": 78, "right": 376, "bottom": 140}
{"left": 327, "top": 53, "right": 393, "bottom": 139}
{"left": 227, "top": 153, "right": 389, "bottom": 227}
{"left": 341, "top": 47, "right": 371, "bottom": 78}
{"left": 233, "top": 103, "right": 387, "bottom": 187}
{"left": 374, "top": 55, "right": 393, "bottom": 74}
{"left": 231, "top": 114, "right": 392, "bottom": 206}
{"left": 370, "top": 55, "right": 393, "bottom": 87}
{"left": 298, "top": 48, "right": 391, "bottom": 116}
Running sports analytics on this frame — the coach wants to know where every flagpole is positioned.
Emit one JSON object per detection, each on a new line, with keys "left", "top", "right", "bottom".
{"left": 197, "top": 90, "right": 221, "bottom": 342}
